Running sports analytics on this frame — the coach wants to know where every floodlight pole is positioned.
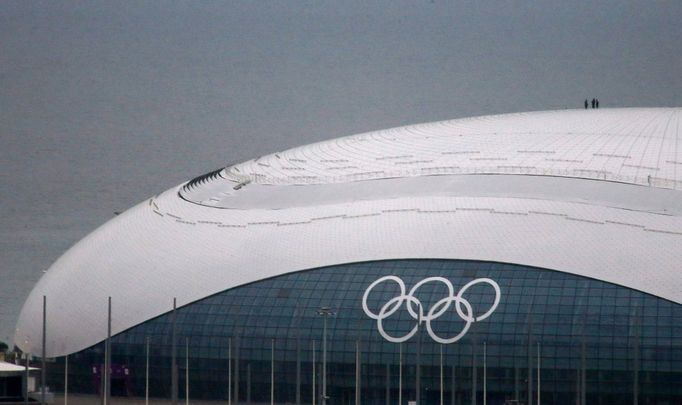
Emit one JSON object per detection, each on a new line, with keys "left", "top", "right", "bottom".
{"left": 483, "top": 342, "right": 487, "bottom": 405}
{"left": 145, "top": 337, "right": 150, "bottom": 405}
{"left": 172, "top": 298, "right": 178, "bottom": 405}
{"left": 317, "top": 307, "right": 335, "bottom": 405}
{"left": 104, "top": 297, "right": 111, "bottom": 405}
{"left": 416, "top": 302, "right": 422, "bottom": 405}
{"left": 398, "top": 344, "right": 403, "bottom": 405}
{"left": 228, "top": 337, "right": 232, "bottom": 405}
{"left": 24, "top": 353, "right": 29, "bottom": 405}
{"left": 440, "top": 344, "right": 444, "bottom": 405}
{"left": 312, "top": 340, "right": 316, "bottom": 405}
{"left": 41, "top": 296, "right": 46, "bottom": 405}
{"left": 355, "top": 340, "right": 360, "bottom": 405}
{"left": 536, "top": 342, "right": 541, "bottom": 405}
{"left": 64, "top": 354, "right": 68, "bottom": 405}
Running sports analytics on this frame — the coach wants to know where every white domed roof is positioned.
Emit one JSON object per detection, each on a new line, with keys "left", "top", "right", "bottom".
{"left": 15, "top": 108, "right": 682, "bottom": 357}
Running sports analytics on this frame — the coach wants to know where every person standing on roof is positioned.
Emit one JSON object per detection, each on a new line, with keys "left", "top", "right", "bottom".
{"left": 591, "top": 98, "right": 596, "bottom": 108}
{"left": 584, "top": 99, "right": 588, "bottom": 109}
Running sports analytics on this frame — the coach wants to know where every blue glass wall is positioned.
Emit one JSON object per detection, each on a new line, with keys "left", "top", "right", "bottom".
{"left": 56, "top": 260, "right": 682, "bottom": 404}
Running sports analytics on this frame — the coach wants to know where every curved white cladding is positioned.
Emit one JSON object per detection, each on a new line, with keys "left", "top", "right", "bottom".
{"left": 15, "top": 108, "right": 682, "bottom": 357}
{"left": 184, "top": 107, "right": 682, "bottom": 202}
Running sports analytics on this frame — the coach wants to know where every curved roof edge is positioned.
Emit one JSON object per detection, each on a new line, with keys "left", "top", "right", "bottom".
{"left": 15, "top": 184, "right": 682, "bottom": 357}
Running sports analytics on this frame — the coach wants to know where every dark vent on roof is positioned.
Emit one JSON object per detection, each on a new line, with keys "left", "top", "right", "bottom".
{"left": 182, "top": 168, "right": 224, "bottom": 192}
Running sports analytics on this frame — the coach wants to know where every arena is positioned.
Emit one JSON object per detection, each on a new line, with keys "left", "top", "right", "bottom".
{"left": 16, "top": 108, "right": 682, "bottom": 404}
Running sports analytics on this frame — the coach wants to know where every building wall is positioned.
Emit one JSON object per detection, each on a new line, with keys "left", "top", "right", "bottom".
{"left": 54, "top": 260, "right": 682, "bottom": 404}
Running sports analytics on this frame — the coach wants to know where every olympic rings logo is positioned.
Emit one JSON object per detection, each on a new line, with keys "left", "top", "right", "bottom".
{"left": 362, "top": 276, "right": 501, "bottom": 344}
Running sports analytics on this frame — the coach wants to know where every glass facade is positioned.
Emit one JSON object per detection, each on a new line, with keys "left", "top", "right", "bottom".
{"left": 51, "top": 260, "right": 682, "bottom": 404}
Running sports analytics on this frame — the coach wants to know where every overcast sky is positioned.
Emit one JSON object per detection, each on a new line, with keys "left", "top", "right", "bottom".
{"left": 1, "top": 1, "right": 680, "bottom": 344}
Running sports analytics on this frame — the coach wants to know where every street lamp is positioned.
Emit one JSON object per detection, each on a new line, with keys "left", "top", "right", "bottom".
{"left": 415, "top": 301, "right": 422, "bottom": 405}
{"left": 317, "top": 307, "right": 336, "bottom": 405}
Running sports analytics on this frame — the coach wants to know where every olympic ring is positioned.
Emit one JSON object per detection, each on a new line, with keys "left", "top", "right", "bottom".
{"left": 362, "top": 276, "right": 501, "bottom": 344}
